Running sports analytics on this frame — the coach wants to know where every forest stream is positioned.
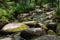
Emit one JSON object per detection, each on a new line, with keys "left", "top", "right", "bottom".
{"left": 0, "top": 0, "right": 60, "bottom": 40}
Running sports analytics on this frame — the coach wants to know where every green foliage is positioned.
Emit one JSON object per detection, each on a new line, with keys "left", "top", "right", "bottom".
{"left": 46, "top": 0, "right": 58, "bottom": 7}
{"left": 57, "top": 23, "right": 60, "bottom": 35}
{"left": 0, "top": 8, "right": 7, "bottom": 18}
{"left": 0, "top": 0, "right": 36, "bottom": 22}
{"left": 15, "top": 0, "right": 36, "bottom": 13}
{"left": 47, "top": 30, "right": 56, "bottom": 35}
{"left": 55, "top": 4, "right": 60, "bottom": 17}
{"left": 0, "top": 0, "right": 59, "bottom": 22}
{"left": 56, "top": 9, "right": 60, "bottom": 17}
{"left": 0, "top": 0, "right": 16, "bottom": 20}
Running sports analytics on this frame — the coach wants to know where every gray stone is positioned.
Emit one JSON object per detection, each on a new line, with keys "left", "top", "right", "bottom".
{"left": 23, "top": 28, "right": 45, "bottom": 36}
{"left": 34, "top": 35, "right": 60, "bottom": 40}
{"left": 20, "top": 28, "right": 46, "bottom": 39}
{"left": 0, "top": 37, "right": 13, "bottom": 40}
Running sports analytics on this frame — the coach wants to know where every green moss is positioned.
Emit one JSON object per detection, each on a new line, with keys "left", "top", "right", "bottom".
{"left": 24, "top": 17, "right": 31, "bottom": 21}
{"left": 57, "top": 23, "right": 60, "bottom": 35}
{"left": 47, "top": 30, "right": 56, "bottom": 35}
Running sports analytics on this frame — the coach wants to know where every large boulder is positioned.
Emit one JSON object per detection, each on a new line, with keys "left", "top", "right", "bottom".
{"left": 20, "top": 28, "right": 46, "bottom": 39}
{"left": 1, "top": 23, "right": 29, "bottom": 32}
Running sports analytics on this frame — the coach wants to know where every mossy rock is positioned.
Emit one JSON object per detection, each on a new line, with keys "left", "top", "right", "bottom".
{"left": 1, "top": 23, "right": 29, "bottom": 32}
{"left": 24, "top": 17, "right": 31, "bottom": 21}
{"left": 47, "top": 30, "right": 56, "bottom": 35}
{"left": 22, "top": 21, "right": 37, "bottom": 25}
{"left": 57, "top": 23, "right": 60, "bottom": 35}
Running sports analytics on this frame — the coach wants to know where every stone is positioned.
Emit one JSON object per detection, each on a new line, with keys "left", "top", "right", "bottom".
{"left": 46, "top": 21, "right": 57, "bottom": 33}
{"left": 0, "top": 37, "right": 13, "bottom": 40}
{"left": 47, "top": 30, "right": 56, "bottom": 35}
{"left": 34, "top": 9, "right": 42, "bottom": 13}
{"left": 22, "top": 21, "right": 37, "bottom": 25}
{"left": 34, "top": 35, "right": 60, "bottom": 40}
{"left": 1, "top": 23, "right": 29, "bottom": 32}
{"left": 13, "top": 32, "right": 25, "bottom": 40}
{"left": 38, "top": 23, "right": 47, "bottom": 30}
{"left": 20, "top": 28, "right": 46, "bottom": 39}
{"left": 46, "top": 11, "right": 54, "bottom": 15}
